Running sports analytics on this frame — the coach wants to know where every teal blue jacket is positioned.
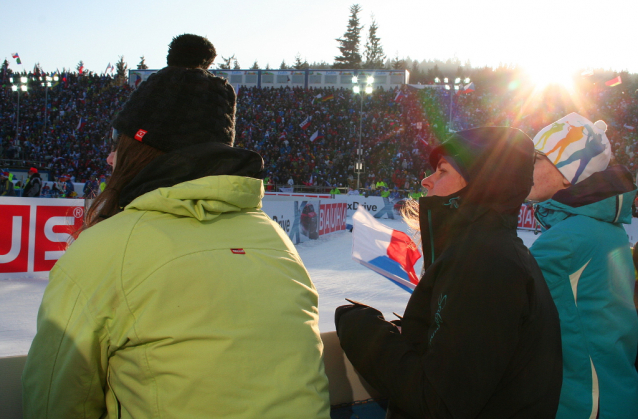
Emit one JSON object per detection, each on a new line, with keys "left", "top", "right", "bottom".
{"left": 531, "top": 166, "right": 638, "bottom": 419}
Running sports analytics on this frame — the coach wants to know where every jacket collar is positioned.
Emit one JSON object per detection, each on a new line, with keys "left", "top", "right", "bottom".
{"left": 418, "top": 191, "right": 518, "bottom": 272}
{"left": 119, "top": 142, "right": 264, "bottom": 209}
{"left": 535, "top": 165, "right": 637, "bottom": 228}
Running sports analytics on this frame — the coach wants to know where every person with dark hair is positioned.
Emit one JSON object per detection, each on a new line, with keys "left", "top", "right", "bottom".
{"left": 335, "top": 127, "right": 562, "bottom": 418}
{"left": 22, "top": 167, "right": 42, "bottom": 197}
{"left": 0, "top": 170, "right": 15, "bottom": 196}
{"left": 529, "top": 113, "right": 638, "bottom": 418}
{"left": 22, "top": 35, "right": 330, "bottom": 419}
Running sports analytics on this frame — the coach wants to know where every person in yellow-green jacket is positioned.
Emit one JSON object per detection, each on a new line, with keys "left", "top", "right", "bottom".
{"left": 22, "top": 34, "right": 330, "bottom": 419}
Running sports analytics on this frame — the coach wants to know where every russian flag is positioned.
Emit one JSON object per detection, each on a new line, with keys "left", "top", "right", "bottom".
{"left": 351, "top": 207, "right": 422, "bottom": 293}
{"left": 11, "top": 53, "right": 21, "bottom": 65}
{"left": 299, "top": 116, "right": 312, "bottom": 130}
{"left": 394, "top": 90, "right": 404, "bottom": 102}
{"left": 605, "top": 76, "right": 622, "bottom": 87}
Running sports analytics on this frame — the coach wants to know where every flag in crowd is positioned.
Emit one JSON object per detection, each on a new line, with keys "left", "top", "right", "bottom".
{"left": 105, "top": 63, "right": 114, "bottom": 73}
{"left": 75, "top": 117, "right": 86, "bottom": 131}
{"left": 394, "top": 91, "right": 405, "bottom": 102}
{"left": 134, "top": 74, "right": 142, "bottom": 88}
{"left": 299, "top": 116, "right": 312, "bottom": 130}
{"left": 11, "top": 53, "right": 21, "bottom": 65}
{"left": 463, "top": 82, "right": 475, "bottom": 93}
{"left": 625, "top": 124, "right": 636, "bottom": 131}
{"left": 351, "top": 207, "right": 422, "bottom": 293}
{"left": 605, "top": 76, "right": 622, "bottom": 86}
{"left": 78, "top": 64, "right": 84, "bottom": 75}
{"left": 322, "top": 94, "right": 334, "bottom": 102}
{"left": 309, "top": 130, "right": 324, "bottom": 142}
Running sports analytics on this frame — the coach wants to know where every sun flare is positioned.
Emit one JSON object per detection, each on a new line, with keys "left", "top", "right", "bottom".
{"left": 525, "top": 65, "right": 575, "bottom": 90}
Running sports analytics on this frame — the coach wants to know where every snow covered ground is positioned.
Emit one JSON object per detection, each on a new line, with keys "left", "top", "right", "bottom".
{"left": 0, "top": 218, "right": 540, "bottom": 357}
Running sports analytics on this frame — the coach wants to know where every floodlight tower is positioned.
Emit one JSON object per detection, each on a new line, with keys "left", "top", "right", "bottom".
{"left": 434, "top": 76, "right": 471, "bottom": 132}
{"left": 40, "top": 74, "right": 59, "bottom": 136}
{"left": 10, "top": 76, "right": 29, "bottom": 142}
{"left": 352, "top": 75, "right": 374, "bottom": 190}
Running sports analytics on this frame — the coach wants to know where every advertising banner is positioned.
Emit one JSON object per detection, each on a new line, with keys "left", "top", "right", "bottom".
{"left": 261, "top": 200, "right": 321, "bottom": 244}
{"left": 517, "top": 204, "right": 538, "bottom": 230}
{"left": 319, "top": 203, "right": 347, "bottom": 235}
{"left": 0, "top": 198, "right": 84, "bottom": 279}
{"left": 336, "top": 195, "right": 401, "bottom": 219}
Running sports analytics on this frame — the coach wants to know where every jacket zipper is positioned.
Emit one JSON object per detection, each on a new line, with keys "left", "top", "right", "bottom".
{"left": 428, "top": 209, "right": 435, "bottom": 264}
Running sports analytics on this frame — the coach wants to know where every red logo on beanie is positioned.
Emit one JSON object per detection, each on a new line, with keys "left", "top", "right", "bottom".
{"left": 230, "top": 248, "right": 246, "bottom": 254}
{"left": 134, "top": 129, "right": 148, "bottom": 141}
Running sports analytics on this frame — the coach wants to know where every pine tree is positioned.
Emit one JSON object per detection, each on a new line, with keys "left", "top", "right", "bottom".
{"left": 265, "top": 63, "right": 271, "bottom": 70}
{"left": 116, "top": 56, "right": 128, "bottom": 81}
{"left": 250, "top": 61, "right": 259, "bottom": 70}
{"left": 279, "top": 59, "right": 288, "bottom": 70}
{"left": 218, "top": 55, "right": 235, "bottom": 70}
{"left": 389, "top": 54, "right": 405, "bottom": 70}
{"left": 233, "top": 59, "right": 241, "bottom": 70}
{"left": 293, "top": 54, "right": 309, "bottom": 70}
{"left": 1, "top": 59, "right": 10, "bottom": 85}
{"left": 137, "top": 56, "right": 148, "bottom": 69}
{"left": 334, "top": 4, "right": 363, "bottom": 69}
{"left": 363, "top": 15, "right": 385, "bottom": 69}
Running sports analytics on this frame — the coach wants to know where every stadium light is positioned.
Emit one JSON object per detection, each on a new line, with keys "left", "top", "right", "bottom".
{"left": 444, "top": 78, "right": 448, "bottom": 83}
{"left": 455, "top": 77, "right": 461, "bottom": 84}
{"left": 21, "top": 77, "right": 27, "bottom": 83}
{"left": 464, "top": 77, "right": 471, "bottom": 83}
{"left": 352, "top": 75, "right": 375, "bottom": 190}
{"left": 11, "top": 85, "right": 17, "bottom": 92}
{"left": 434, "top": 77, "right": 440, "bottom": 83}
{"left": 445, "top": 85, "right": 450, "bottom": 90}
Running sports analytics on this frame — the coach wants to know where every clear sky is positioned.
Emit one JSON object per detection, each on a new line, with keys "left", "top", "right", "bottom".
{"left": 3, "top": 0, "right": 637, "bottom": 79}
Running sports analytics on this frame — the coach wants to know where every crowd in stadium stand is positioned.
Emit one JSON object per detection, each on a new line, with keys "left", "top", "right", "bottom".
{"left": 1, "top": 68, "right": 637, "bottom": 198}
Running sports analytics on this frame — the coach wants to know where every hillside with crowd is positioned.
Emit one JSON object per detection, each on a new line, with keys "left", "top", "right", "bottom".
{"left": 1, "top": 67, "right": 637, "bottom": 197}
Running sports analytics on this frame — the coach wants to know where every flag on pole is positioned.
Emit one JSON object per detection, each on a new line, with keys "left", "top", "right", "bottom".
{"left": 309, "top": 130, "right": 324, "bottom": 142}
{"left": 351, "top": 207, "right": 422, "bottom": 292}
{"left": 11, "top": 53, "right": 21, "bottom": 65}
{"left": 322, "top": 94, "right": 334, "bottom": 102}
{"left": 299, "top": 116, "right": 312, "bottom": 130}
{"left": 581, "top": 69, "right": 594, "bottom": 77}
{"left": 605, "top": 76, "right": 622, "bottom": 86}
{"left": 105, "top": 62, "right": 114, "bottom": 73}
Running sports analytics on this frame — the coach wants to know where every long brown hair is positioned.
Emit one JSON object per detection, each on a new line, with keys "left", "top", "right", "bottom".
{"left": 76, "top": 135, "right": 165, "bottom": 237}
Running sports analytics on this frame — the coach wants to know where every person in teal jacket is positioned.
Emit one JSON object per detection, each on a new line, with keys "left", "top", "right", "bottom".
{"left": 529, "top": 113, "right": 638, "bottom": 418}
{"left": 22, "top": 35, "right": 330, "bottom": 419}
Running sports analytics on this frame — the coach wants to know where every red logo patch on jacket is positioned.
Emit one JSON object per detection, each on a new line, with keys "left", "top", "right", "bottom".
{"left": 230, "top": 248, "right": 246, "bottom": 254}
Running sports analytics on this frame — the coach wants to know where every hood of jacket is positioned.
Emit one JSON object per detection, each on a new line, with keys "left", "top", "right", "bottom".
{"left": 118, "top": 141, "right": 264, "bottom": 213}
{"left": 535, "top": 165, "right": 637, "bottom": 229}
{"left": 125, "top": 175, "right": 264, "bottom": 221}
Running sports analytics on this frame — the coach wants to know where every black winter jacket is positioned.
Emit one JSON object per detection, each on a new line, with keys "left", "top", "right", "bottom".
{"left": 336, "top": 194, "right": 562, "bottom": 418}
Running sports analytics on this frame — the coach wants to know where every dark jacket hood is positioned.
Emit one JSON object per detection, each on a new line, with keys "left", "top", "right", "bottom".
{"left": 430, "top": 127, "right": 535, "bottom": 216}
{"left": 119, "top": 142, "right": 264, "bottom": 208}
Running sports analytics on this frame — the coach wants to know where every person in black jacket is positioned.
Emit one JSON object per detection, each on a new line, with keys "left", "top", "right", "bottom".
{"left": 335, "top": 127, "right": 563, "bottom": 419}
{"left": 22, "top": 167, "right": 42, "bottom": 197}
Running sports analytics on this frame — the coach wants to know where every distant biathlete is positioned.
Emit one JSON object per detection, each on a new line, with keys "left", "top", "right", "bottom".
{"left": 22, "top": 34, "right": 330, "bottom": 419}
